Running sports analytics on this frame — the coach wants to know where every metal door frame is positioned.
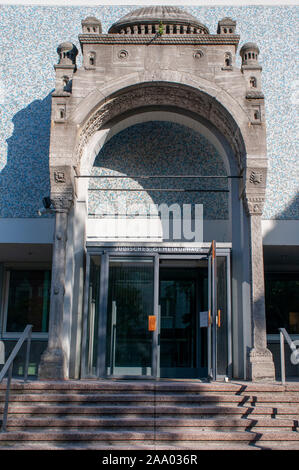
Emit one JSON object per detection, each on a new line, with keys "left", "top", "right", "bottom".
{"left": 208, "top": 241, "right": 232, "bottom": 381}
{"left": 81, "top": 247, "right": 232, "bottom": 380}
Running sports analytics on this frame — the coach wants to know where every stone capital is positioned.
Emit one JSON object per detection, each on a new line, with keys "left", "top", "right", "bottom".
{"left": 243, "top": 195, "right": 265, "bottom": 216}
{"left": 51, "top": 192, "right": 74, "bottom": 213}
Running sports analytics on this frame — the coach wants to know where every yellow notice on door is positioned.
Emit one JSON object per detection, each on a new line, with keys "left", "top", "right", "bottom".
{"left": 148, "top": 315, "right": 156, "bottom": 331}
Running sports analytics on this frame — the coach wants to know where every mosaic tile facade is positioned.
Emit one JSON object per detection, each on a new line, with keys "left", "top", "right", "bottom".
{"left": 89, "top": 121, "right": 228, "bottom": 220}
{"left": 0, "top": 5, "right": 298, "bottom": 219}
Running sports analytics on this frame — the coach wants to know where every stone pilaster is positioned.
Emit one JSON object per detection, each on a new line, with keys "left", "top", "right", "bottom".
{"left": 38, "top": 169, "right": 74, "bottom": 380}
{"left": 243, "top": 177, "right": 275, "bottom": 381}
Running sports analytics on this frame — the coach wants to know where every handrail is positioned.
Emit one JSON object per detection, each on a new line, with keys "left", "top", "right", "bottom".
{"left": 0, "top": 324, "right": 33, "bottom": 432}
{"left": 279, "top": 327, "right": 299, "bottom": 385}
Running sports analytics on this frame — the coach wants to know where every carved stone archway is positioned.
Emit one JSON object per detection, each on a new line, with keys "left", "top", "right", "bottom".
{"left": 75, "top": 83, "right": 247, "bottom": 174}
{"left": 40, "top": 80, "right": 274, "bottom": 382}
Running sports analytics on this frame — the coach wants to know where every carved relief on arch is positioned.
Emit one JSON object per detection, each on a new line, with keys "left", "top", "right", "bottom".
{"left": 246, "top": 167, "right": 267, "bottom": 189}
{"left": 243, "top": 195, "right": 265, "bottom": 216}
{"left": 50, "top": 166, "right": 75, "bottom": 212}
{"left": 75, "top": 85, "right": 246, "bottom": 170}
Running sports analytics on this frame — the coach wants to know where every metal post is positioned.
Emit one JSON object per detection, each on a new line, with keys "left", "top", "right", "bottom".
{"left": 80, "top": 252, "right": 91, "bottom": 379}
{"left": 110, "top": 301, "right": 117, "bottom": 376}
{"left": 1, "top": 363, "right": 13, "bottom": 432}
{"left": 24, "top": 326, "right": 32, "bottom": 382}
{"left": 212, "top": 241, "right": 217, "bottom": 381}
{"left": 152, "top": 254, "right": 159, "bottom": 379}
{"left": 96, "top": 252, "right": 109, "bottom": 378}
{"left": 156, "top": 305, "right": 161, "bottom": 379}
{"left": 280, "top": 330, "right": 286, "bottom": 385}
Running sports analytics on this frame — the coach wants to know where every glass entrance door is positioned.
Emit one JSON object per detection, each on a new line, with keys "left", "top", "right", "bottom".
{"left": 159, "top": 263, "right": 208, "bottom": 378}
{"left": 208, "top": 241, "right": 231, "bottom": 380}
{"left": 106, "top": 257, "right": 155, "bottom": 377}
{"left": 82, "top": 248, "right": 231, "bottom": 380}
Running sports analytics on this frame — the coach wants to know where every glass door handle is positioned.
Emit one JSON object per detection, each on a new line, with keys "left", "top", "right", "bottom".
{"left": 217, "top": 309, "right": 221, "bottom": 327}
{"left": 148, "top": 315, "right": 156, "bottom": 331}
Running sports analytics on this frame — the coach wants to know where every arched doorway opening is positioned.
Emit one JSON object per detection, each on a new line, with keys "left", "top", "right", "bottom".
{"left": 79, "top": 115, "right": 240, "bottom": 380}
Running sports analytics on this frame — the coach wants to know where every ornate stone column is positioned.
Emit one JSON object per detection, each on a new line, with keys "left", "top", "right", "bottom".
{"left": 243, "top": 168, "right": 275, "bottom": 381}
{"left": 38, "top": 169, "right": 74, "bottom": 380}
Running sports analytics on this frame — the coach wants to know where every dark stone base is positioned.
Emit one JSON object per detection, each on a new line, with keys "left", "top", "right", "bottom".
{"left": 247, "top": 347, "right": 276, "bottom": 381}
{"left": 38, "top": 347, "right": 67, "bottom": 380}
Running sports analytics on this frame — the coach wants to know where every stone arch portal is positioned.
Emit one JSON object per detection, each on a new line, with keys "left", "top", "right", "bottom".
{"left": 41, "top": 81, "right": 275, "bottom": 384}
{"left": 75, "top": 82, "right": 247, "bottom": 176}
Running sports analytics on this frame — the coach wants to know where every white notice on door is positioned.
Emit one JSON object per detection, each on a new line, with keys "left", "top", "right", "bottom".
{"left": 200, "top": 311, "right": 209, "bottom": 328}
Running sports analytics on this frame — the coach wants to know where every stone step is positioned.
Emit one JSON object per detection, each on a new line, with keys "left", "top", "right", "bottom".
{"left": 1, "top": 404, "right": 298, "bottom": 416}
{"left": 1, "top": 380, "right": 298, "bottom": 393}
{"left": 0, "top": 429, "right": 298, "bottom": 442}
{"left": 4, "top": 416, "right": 297, "bottom": 430}
{"left": 6, "top": 426, "right": 295, "bottom": 433}
{"left": 5, "top": 416, "right": 297, "bottom": 425}
{"left": 4, "top": 437, "right": 299, "bottom": 451}
{"left": 2, "top": 393, "right": 299, "bottom": 405}
{"left": 2, "top": 440, "right": 299, "bottom": 450}
{"left": 1, "top": 380, "right": 298, "bottom": 450}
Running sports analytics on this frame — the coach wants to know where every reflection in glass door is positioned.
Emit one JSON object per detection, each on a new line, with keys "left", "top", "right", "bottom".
{"left": 216, "top": 256, "right": 229, "bottom": 377}
{"left": 106, "top": 257, "right": 154, "bottom": 376}
{"left": 82, "top": 255, "right": 101, "bottom": 377}
{"left": 208, "top": 241, "right": 231, "bottom": 380}
{"left": 159, "top": 265, "right": 208, "bottom": 378}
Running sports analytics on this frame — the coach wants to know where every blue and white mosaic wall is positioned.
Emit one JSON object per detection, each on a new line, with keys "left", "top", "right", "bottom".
{"left": 89, "top": 121, "right": 228, "bottom": 220}
{"left": 0, "top": 5, "right": 298, "bottom": 219}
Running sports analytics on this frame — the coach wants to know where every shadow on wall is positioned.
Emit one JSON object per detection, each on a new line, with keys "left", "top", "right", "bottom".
{"left": 0, "top": 93, "right": 53, "bottom": 217}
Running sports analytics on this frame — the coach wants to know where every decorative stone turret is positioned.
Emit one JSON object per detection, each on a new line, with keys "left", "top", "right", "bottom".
{"left": 53, "top": 42, "right": 78, "bottom": 110}
{"left": 240, "top": 42, "right": 261, "bottom": 69}
{"left": 81, "top": 16, "right": 102, "bottom": 34}
{"left": 217, "top": 17, "right": 236, "bottom": 34}
{"left": 57, "top": 42, "right": 78, "bottom": 66}
{"left": 240, "top": 42, "right": 264, "bottom": 102}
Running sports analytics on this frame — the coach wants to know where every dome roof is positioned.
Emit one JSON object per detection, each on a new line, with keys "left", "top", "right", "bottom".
{"left": 82, "top": 16, "right": 101, "bottom": 24}
{"left": 240, "top": 42, "right": 260, "bottom": 54}
{"left": 108, "top": 6, "right": 209, "bottom": 34}
{"left": 218, "top": 17, "right": 236, "bottom": 24}
{"left": 57, "top": 42, "right": 75, "bottom": 51}
{"left": 57, "top": 42, "right": 78, "bottom": 65}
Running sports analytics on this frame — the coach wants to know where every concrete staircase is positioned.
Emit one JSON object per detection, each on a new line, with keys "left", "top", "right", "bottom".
{"left": 0, "top": 380, "right": 299, "bottom": 450}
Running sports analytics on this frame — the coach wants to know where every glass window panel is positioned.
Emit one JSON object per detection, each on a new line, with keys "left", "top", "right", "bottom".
{"left": 265, "top": 275, "right": 299, "bottom": 334}
{"left": 6, "top": 270, "right": 51, "bottom": 333}
{"left": 85, "top": 256, "right": 101, "bottom": 375}
{"left": 216, "top": 256, "right": 228, "bottom": 376}
{"left": 160, "top": 269, "right": 196, "bottom": 369}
